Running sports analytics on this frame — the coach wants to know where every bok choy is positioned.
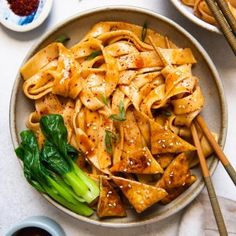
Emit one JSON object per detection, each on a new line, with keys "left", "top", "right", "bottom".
{"left": 40, "top": 114, "right": 99, "bottom": 204}
{"left": 15, "top": 114, "right": 100, "bottom": 216}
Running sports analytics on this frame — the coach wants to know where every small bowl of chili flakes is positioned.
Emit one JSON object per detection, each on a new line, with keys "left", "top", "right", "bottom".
{"left": 0, "top": 0, "right": 53, "bottom": 32}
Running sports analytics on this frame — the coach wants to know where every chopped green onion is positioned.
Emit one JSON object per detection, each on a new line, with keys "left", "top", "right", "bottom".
{"left": 162, "top": 110, "right": 172, "bottom": 117}
{"left": 141, "top": 22, "right": 148, "bottom": 42}
{"left": 105, "top": 130, "right": 117, "bottom": 154}
{"left": 86, "top": 50, "right": 102, "bottom": 60}
{"left": 109, "top": 101, "right": 126, "bottom": 122}
{"left": 100, "top": 93, "right": 108, "bottom": 106}
{"left": 55, "top": 35, "right": 70, "bottom": 44}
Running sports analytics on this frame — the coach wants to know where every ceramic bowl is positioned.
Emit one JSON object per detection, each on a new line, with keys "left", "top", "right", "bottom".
{"left": 9, "top": 6, "right": 227, "bottom": 227}
{"left": 170, "top": 0, "right": 221, "bottom": 34}
{"left": 5, "top": 216, "right": 65, "bottom": 236}
{"left": 0, "top": 0, "right": 53, "bottom": 32}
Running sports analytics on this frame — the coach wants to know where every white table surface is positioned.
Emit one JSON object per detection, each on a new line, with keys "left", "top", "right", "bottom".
{"left": 1, "top": 1, "right": 236, "bottom": 235}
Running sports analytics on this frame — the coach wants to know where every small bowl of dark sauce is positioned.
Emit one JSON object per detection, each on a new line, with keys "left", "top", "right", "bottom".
{"left": 14, "top": 227, "right": 52, "bottom": 236}
{"left": 0, "top": 0, "right": 53, "bottom": 32}
{"left": 6, "top": 216, "right": 65, "bottom": 236}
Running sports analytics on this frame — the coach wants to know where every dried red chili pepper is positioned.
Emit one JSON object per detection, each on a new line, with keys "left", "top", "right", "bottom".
{"left": 7, "top": 0, "right": 40, "bottom": 16}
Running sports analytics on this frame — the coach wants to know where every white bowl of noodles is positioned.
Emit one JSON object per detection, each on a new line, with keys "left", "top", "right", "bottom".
{"left": 170, "top": 0, "right": 221, "bottom": 34}
{"left": 10, "top": 6, "right": 227, "bottom": 227}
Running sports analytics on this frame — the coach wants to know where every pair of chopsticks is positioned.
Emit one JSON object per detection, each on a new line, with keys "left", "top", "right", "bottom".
{"left": 191, "top": 115, "right": 236, "bottom": 235}
{"left": 205, "top": 0, "right": 236, "bottom": 55}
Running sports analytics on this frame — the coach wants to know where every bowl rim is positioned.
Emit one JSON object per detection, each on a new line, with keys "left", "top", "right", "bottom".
{"left": 5, "top": 216, "right": 65, "bottom": 236}
{"left": 170, "top": 0, "right": 221, "bottom": 34}
{"left": 0, "top": 0, "right": 53, "bottom": 32}
{"left": 9, "top": 5, "right": 228, "bottom": 228}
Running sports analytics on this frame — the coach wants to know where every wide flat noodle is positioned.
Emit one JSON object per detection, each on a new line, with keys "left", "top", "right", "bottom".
{"left": 21, "top": 43, "right": 59, "bottom": 80}
{"left": 112, "top": 176, "right": 167, "bottom": 213}
{"left": 150, "top": 120, "right": 196, "bottom": 154}
{"left": 118, "top": 49, "right": 196, "bottom": 71}
{"left": 110, "top": 147, "right": 163, "bottom": 174}
{"left": 156, "top": 153, "right": 196, "bottom": 204}
{"left": 97, "top": 177, "right": 126, "bottom": 218}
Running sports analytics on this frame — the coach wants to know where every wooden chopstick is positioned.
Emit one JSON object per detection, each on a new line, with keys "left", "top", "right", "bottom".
{"left": 191, "top": 123, "right": 228, "bottom": 236}
{"left": 196, "top": 115, "right": 236, "bottom": 185}
{"left": 215, "top": 0, "right": 236, "bottom": 34}
{"left": 205, "top": 0, "right": 236, "bottom": 55}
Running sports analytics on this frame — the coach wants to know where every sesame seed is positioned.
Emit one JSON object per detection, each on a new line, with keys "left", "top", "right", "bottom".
{"left": 178, "top": 105, "right": 186, "bottom": 109}
{"left": 169, "top": 172, "right": 174, "bottom": 177}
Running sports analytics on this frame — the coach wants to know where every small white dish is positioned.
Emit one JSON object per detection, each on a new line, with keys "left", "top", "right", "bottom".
{"left": 170, "top": 0, "right": 221, "bottom": 34}
{"left": 0, "top": 0, "right": 53, "bottom": 32}
{"left": 5, "top": 216, "right": 65, "bottom": 236}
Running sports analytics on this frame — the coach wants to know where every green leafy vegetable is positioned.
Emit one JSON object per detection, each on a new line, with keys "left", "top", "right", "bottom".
{"left": 162, "top": 110, "right": 172, "bottom": 117}
{"left": 15, "top": 130, "right": 93, "bottom": 216}
{"left": 141, "top": 22, "right": 148, "bottom": 42}
{"left": 99, "top": 92, "right": 108, "bottom": 106}
{"left": 40, "top": 115, "right": 99, "bottom": 204}
{"left": 109, "top": 101, "right": 126, "bottom": 121}
{"left": 105, "top": 130, "right": 118, "bottom": 154}
{"left": 15, "top": 114, "right": 100, "bottom": 216}
{"left": 86, "top": 50, "right": 102, "bottom": 60}
{"left": 55, "top": 35, "right": 70, "bottom": 44}
{"left": 152, "top": 108, "right": 172, "bottom": 117}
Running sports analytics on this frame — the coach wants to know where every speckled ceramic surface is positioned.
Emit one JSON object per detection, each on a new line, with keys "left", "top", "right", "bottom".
{"left": 0, "top": 0, "right": 53, "bottom": 32}
{"left": 10, "top": 6, "right": 227, "bottom": 227}
{"left": 170, "top": 0, "right": 221, "bottom": 34}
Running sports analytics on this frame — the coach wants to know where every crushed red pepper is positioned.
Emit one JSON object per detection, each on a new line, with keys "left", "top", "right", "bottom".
{"left": 7, "top": 0, "right": 39, "bottom": 16}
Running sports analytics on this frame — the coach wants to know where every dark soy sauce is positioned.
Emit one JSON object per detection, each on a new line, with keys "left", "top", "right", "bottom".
{"left": 14, "top": 227, "right": 52, "bottom": 236}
